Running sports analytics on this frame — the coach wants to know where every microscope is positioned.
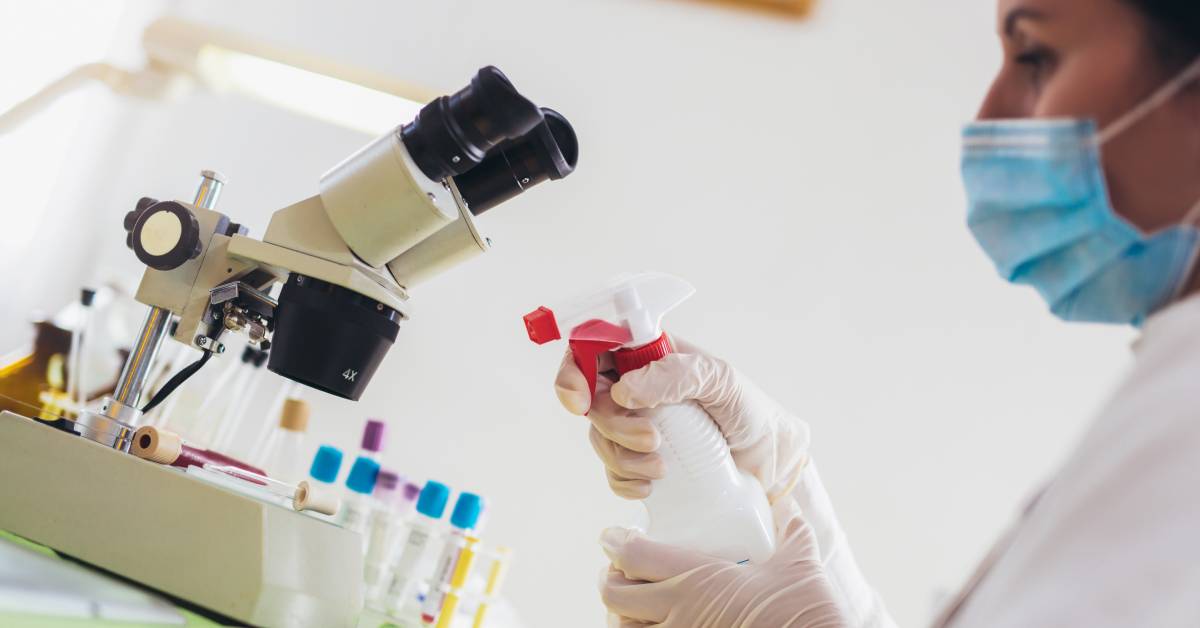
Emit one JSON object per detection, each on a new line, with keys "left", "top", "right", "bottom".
{"left": 83, "top": 65, "right": 578, "bottom": 443}
{"left": 0, "top": 66, "right": 576, "bottom": 627}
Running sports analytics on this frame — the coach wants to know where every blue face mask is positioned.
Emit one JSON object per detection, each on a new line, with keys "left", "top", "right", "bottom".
{"left": 962, "top": 60, "right": 1200, "bottom": 326}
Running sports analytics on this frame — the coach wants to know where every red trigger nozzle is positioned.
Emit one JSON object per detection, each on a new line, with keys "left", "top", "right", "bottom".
{"left": 566, "top": 320, "right": 633, "bottom": 415}
{"left": 568, "top": 339, "right": 623, "bottom": 414}
{"left": 524, "top": 307, "right": 560, "bottom": 344}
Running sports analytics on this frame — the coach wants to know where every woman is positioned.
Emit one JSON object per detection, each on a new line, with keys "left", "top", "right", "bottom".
{"left": 552, "top": 0, "right": 1200, "bottom": 626}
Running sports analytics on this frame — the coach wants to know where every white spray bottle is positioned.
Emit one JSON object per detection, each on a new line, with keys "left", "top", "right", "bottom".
{"left": 524, "top": 272, "right": 775, "bottom": 563}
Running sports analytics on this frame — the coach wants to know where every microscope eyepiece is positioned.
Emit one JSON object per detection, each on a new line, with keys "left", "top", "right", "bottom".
{"left": 454, "top": 107, "right": 578, "bottom": 215}
{"left": 400, "top": 66, "right": 543, "bottom": 182}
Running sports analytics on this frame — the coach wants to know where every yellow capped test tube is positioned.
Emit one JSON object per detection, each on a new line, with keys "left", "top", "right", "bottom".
{"left": 434, "top": 536, "right": 480, "bottom": 628}
{"left": 471, "top": 547, "right": 513, "bottom": 628}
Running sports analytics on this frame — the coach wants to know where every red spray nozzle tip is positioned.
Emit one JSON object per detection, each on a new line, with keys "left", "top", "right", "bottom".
{"left": 523, "top": 307, "right": 561, "bottom": 344}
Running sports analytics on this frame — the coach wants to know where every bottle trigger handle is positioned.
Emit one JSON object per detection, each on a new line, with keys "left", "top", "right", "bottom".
{"left": 567, "top": 338, "right": 623, "bottom": 414}
{"left": 565, "top": 319, "right": 632, "bottom": 415}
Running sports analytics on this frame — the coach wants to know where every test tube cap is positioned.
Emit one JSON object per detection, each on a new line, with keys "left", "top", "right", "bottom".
{"left": 361, "top": 419, "right": 386, "bottom": 453}
{"left": 346, "top": 456, "right": 381, "bottom": 495}
{"left": 450, "top": 492, "right": 484, "bottom": 530}
{"left": 376, "top": 469, "right": 403, "bottom": 492}
{"left": 294, "top": 480, "right": 340, "bottom": 515}
{"left": 309, "top": 445, "right": 344, "bottom": 483}
{"left": 131, "top": 426, "right": 182, "bottom": 465}
{"left": 279, "top": 398, "right": 310, "bottom": 432}
{"left": 416, "top": 480, "right": 451, "bottom": 518}
{"left": 375, "top": 471, "right": 419, "bottom": 509}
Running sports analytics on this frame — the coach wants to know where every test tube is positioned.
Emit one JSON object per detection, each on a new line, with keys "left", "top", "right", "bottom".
{"left": 420, "top": 492, "right": 483, "bottom": 625}
{"left": 383, "top": 480, "right": 451, "bottom": 617}
{"left": 131, "top": 425, "right": 267, "bottom": 476}
{"left": 433, "top": 536, "right": 480, "bottom": 628}
{"left": 257, "top": 398, "right": 312, "bottom": 483}
{"left": 471, "top": 547, "right": 513, "bottom": 628}
{"left": 309, "top": 444, "right": 345, "bottom": 489}
{"left": 202, "top": 464, "right": 340, "bottom": 515}
{"left": 340, "top": 456, "right": 381, "bottom": 537}
{"left": 360, "top": 419, "right": 387, "bottom": 460}
{"left": 248, "top": 379, "right": 303, "bottom": 462}
{"left": 365, "top": 472, "right": 421, "bottom": 597}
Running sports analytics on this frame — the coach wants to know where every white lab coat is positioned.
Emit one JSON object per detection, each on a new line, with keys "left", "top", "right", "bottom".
{"left": 801, "top": 293, "right": 1200, "bottom": 628}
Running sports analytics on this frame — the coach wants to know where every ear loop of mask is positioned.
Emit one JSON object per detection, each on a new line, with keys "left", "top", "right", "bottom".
{"left": 1097, "top": 56, "right": 1200, "bottom": 146}
{"left": 1166, "top": 61, "right": 1200, "bottom": 300}
{"left": 1166, "top": 198, "right": 1200, "bottom": 303}
{"left": 1091, "top": 56, "right": 1200, "bottom": 305}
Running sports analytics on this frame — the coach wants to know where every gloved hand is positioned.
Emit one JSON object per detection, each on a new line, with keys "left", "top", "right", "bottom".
{"left": 555, "top": 336, "right": 896, "bottom": 628}
{"left": 599, "top": 496, "right": 847, "bottom": 628}
{"left": 554, "top": 336, "right": 810, "bottom": 501}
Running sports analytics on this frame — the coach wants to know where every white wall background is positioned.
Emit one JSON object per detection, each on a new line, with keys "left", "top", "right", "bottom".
{"left": 1, "top": 1, "right": 1139, "bottom": 626}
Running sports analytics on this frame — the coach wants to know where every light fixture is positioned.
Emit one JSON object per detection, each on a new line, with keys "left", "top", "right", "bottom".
{"left": 0, "top": 16, "right": 435, "bottom": 136}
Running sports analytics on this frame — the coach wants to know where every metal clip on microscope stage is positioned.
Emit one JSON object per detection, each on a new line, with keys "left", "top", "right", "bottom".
{"left": 77, "top": 65, "right": 578, "bottom": 448}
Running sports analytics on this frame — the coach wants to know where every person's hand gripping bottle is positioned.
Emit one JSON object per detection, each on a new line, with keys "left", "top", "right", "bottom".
{"left": 524, "top": 272, "right": 775, "bottom": 563}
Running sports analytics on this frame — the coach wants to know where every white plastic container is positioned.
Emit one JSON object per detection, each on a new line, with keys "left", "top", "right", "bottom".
{"left": 364, "top": 473, "right": 420, "bottom": 598}
{"left": 524, "top": 272, "right": 775, "bottom": 563}
{"left": 643, "top": 401, "right": 774, "bottom": 562}
{"left": 380, "top": 480, "right": 450, "bottom": 615}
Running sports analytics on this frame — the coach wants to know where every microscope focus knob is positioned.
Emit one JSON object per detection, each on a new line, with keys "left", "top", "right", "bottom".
{"left": 123, "top": 197, "right": 159, "bottom": 231}
{"left": 129, "top": 200, "right": 203, "bottom": 271}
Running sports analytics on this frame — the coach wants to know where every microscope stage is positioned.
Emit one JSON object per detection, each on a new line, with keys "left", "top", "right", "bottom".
{"left": 0, "top": 410, "right": 363, "bottom": 627}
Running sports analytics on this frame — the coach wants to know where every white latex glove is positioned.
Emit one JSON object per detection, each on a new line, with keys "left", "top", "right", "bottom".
{"left": 554, "top": 336, "right": 809, "bottom": 502}
{"left": 599, "top": 496, "right": 848, "bottom": 628}
{"left": 554, "top": 337, "right": 897, "bottom": 628}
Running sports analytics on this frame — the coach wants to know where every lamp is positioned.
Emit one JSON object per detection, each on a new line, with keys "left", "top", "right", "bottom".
{"left": 0, "top": 16, "right": 434, "bottom": 136}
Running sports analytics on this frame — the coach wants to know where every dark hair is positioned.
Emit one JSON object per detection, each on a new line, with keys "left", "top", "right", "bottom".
{"left": 1125, "top": 0, "right": 1200, "bottom": 68}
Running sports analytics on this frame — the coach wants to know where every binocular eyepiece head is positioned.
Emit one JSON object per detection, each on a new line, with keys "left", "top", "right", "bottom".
{"left": 400, "top": 66, "right": 578, "bottom": 214}
{"left": 271, "top": 66, "right": 578, "bottom": 402}
{"left": 455, "top": 107, "right": 579, "bottom": 215}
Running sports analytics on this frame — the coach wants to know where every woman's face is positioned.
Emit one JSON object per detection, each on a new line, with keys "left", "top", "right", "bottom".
{"left": 978, "top": 0, "right": 1200, "bottom": 233}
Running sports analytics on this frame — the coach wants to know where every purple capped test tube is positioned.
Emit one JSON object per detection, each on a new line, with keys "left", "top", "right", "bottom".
{"left": 361, "top": 419, "right": 386, "bottom": 460}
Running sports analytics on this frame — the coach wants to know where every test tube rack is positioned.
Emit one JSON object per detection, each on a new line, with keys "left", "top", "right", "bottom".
{"left": 0, "top": 410, "right": 363, "bottom": 627}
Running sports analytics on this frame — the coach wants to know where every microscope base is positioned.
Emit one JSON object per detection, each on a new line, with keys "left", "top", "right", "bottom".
{"left": 0, "top": 410, "right": 363, "bottom": 627}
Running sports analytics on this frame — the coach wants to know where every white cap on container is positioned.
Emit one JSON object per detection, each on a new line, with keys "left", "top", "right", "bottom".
{"left": 294, "top": 480, "right": 340, "bottom": 515}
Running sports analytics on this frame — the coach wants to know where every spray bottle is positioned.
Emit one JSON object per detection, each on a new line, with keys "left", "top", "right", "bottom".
{"left": 524, "top": 272, "right": 775, "bottom": 563}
